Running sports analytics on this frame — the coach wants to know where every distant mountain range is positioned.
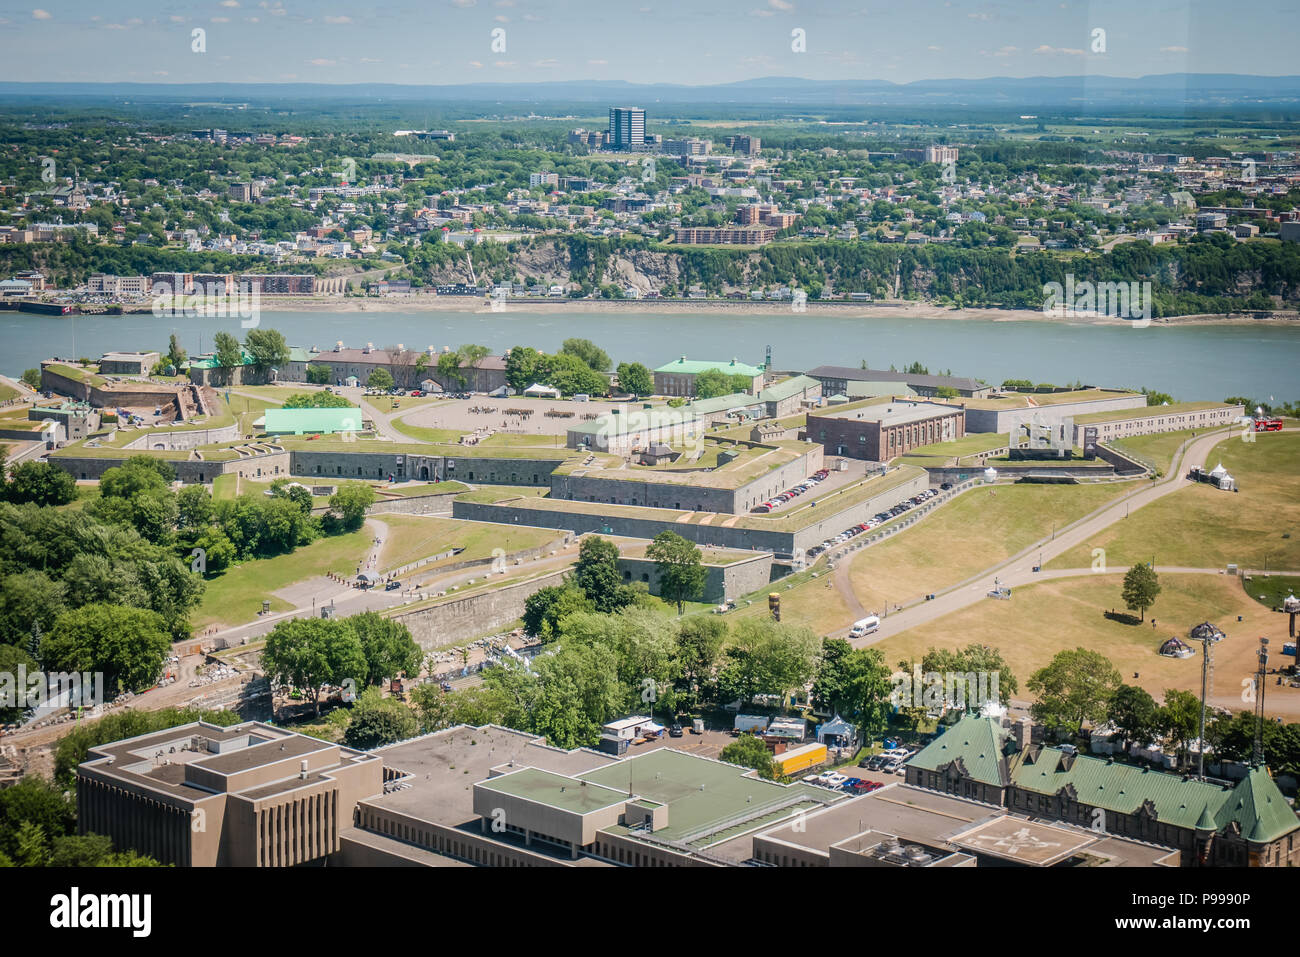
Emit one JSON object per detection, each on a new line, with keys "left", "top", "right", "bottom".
{"left": 1, "top": 74, "right": 1298, "bottom": 108}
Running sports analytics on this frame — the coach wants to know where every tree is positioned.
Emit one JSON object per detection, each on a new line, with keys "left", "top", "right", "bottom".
{"left": 343, "top": 687, "right": 418, "bottom": 749}
{"left": 306, "top": 363, "right": 332, "bottom": 385}
{"left": 616, "top": 361, "right": 653, "bottom": 397}
{"left": 717, "top": 619, "right": 820, "bottom": 706}
{"left": 560, "top": 337, "right": 611, "bottom": 372}
{"left": 1109, "top": 683, "right": 1160, "bottom": 751}
{"left": 328, "top": 482, "right": 374, "bottom": 531}
{"left": 245, "top": 328, "right": 290, "bottom": 373}
{"left": 720, "top": 733, "right": 777, "bottom": 780}
{"left": 165, "top": 333, "right": 187, "bottom": 371}
{"left": 645, "top": 531, "right": 705, "bottom": 613}
{"left": 436, "top": 351, "right": 466, "bottom": 388}
{"left": 20, "top": 368, "right": 40, "bottom": 390}
{"left": 0, "top": 643, "right": 40, "bottom": 724}
{"left": 212, "top": 331, "right": 243, "bottom": 370}
{"left": 2, "top": 461, "right": 76, "bottom": 507}
{"left": 261, "top": 617, "right": 367, "bottom": 716}
{"left": 1121, "top": 562, "right": 1161, "bottom": 621}
{"left": 504, "top": 345, "right": 549, "bottom": 393}
{"left": 693, "top": 368, "right": 735, "bottom": 399}
{"left": 349, "top": 612, "right": 421, "bottom": 686}
{"left": 283, "top": 391, "right": 354, "bottom": 409}
{"left": 521, "top": 583, "right": 591, "bottom": 641}
{"left": 0, "top": 776, "right": 75, "bottom": 862}
{"left": 367, "top": 367, "right": 395, "bottom": 391}
{"left": 175, "top": 483, "right": 213, "bottom": 532}
{"left": 1158, "top": 688, "right": 1201, "bottom": 769}
{"left": 546, "top": 352, "right": 607, "bottom": 396}
{"left": 1027, "top": 648, "right": 1122, "bottom": 737}
{"left": 920, "top": 644, "right": 1020, "bottom": 700}
{"left": 673, "top": 616, "right": 726, "bottom": 710}
{"left": 573, "top": 535, "right": 633, "bottom": 613}
{"left": 42, "top": 603, "right": 172, "bottom": 696}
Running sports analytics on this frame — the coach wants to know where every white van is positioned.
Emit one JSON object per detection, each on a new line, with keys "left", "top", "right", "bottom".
{"left": 849, "top": 615, "right": 880, "bottom": 638}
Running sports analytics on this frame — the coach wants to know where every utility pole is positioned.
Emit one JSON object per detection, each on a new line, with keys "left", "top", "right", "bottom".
{"left": 1254, "top": 637, "right": 1270, "bottom": 768}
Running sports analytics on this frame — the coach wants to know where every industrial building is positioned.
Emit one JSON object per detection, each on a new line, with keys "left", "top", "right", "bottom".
{"left": 806, "top": 398, "right": 965, "bottom": 461}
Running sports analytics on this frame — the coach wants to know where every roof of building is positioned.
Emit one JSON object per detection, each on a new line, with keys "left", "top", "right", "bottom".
{"left": 811, "top": 399, "right": 963, "bottom": 427}
{"left": 759, "top": 374, "right": 821, "bottom": 403}
{"left": 911, "top": 714, "right": 1300, "bottom": 844}
{"left": 689, "top": 392, "right": 757, "bottom": 415}
{"left": 567, "top": 407, "right": 702, "bottom": 438}
{"left": 806, "top": 365, "right": 985, "bottom": 393}
{"left": 262, "top": 406, "right": 364, "bottom": 434}
{"left": 654, "top": 356, "right": 765, "bottom": 378}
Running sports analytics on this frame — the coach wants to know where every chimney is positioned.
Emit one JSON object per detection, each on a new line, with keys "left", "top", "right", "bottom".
{"left": 1013, "top": 716, "right": 1033, "bottom": 752}
{"left": 300, "top": 759, "right": 308, "bottom": 780}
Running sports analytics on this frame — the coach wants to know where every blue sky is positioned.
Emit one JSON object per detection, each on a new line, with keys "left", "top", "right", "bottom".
{"left": 0, "top": 0, "right": 1293, "bottom": 85}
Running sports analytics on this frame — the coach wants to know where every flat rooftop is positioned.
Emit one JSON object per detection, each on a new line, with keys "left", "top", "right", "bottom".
{"left": 577, "top": 748, "right": 840, "bottom": 847}
{"left": 478, "top": 767, "right": 630, "bottom": 814}
{"left": 810, "top": 399, "right": 962, "bottom": 426}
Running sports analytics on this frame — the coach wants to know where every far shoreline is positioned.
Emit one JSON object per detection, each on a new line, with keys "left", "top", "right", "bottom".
{"left": 76, "top": 296, "right": 1300, "bottom": 328}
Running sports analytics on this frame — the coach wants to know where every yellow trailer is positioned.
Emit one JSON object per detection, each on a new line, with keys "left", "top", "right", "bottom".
{"left": 774, "top": 742, "right": 827, "bottom": 776}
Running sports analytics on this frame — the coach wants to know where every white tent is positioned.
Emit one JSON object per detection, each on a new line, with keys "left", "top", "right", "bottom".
{"left": 983, "top": 466, "right": 998, "bottom": 483}
{"left": 523, "top": 382, "right": 561, "bottom": 398}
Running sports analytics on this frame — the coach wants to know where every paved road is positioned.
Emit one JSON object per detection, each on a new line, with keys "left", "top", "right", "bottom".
{"left": 846, "top": 427, "right": 1252, "bottom": 649}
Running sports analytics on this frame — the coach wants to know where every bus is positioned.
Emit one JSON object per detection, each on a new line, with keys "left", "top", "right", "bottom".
{"left": 1254, "top": 417, "right": 1284, "bottom": 432}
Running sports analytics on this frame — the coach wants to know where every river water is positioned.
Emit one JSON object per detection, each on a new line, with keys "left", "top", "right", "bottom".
{"left": 3, "top": 307, "right": 1297, "bottom": 401}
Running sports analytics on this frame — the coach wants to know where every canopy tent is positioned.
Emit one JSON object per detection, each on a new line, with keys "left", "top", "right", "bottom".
{"left": 523, "top": 383, "right": 561, "bottom": 398}
{"left": 817, "top": 714, "right": 856, "bottom": 746}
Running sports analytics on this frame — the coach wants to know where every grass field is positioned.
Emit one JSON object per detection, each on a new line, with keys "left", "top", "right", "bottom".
{"left": 376, "top": 514, "right": 560, "bottom": 574}
{"left": 844, "top": 482, "right": 1134, "bottom": 615}
{"left": 1108, "top": 428, "right": 1201, "bottom": 473}
{"left": 1049, "top": 432, "right": 1300, "bottom": 573}
{"left": 476, "top": 432, "right": 567, "bottom": 448}
{"left": 373, "top": 480, "right": 469, "bottom": 498}
{"left": 192, "top": 527, "right": 373, "bottom": 629}
{"left": 390, "top": 417, "right": 465, "bottom": 444}
{"left": 872, "top": 572, "right": 1300, "bottom": 717}
{"left": 1239, "top": 574, "right": 1300, "bottom": 610}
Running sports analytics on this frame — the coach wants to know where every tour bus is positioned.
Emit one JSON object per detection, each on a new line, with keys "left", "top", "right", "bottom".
{"left": 849, "top": 615, "right": 880, "bottom": 638}
{"left": 1254, "top": 417, "right": 1283, "bottom": 432}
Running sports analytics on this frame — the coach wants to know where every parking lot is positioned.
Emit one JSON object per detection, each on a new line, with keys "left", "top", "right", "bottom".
{"left": 761, "top": 456, "right": 870, "bottom": 514}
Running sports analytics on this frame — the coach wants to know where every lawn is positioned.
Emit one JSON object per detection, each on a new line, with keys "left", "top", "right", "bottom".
{"left": 373, "top": 480, "right": 469, "bottom": 498}
{"left": 872, "top": 572, "right": 1296, "bottom": 717}
{"left": 191, "top": 527, "right": 373, "bottom": 629}
{"left": 845, "top": 481, "right": 1133, "bottom": 615}
{"left": 0, "top": 384, "right": 19, "bottom": 403}
{"left": 1108, "top": 428, "right": 1201, "bottom": 473}
{"left": 475, "top": 432, "right": 567, "bottom": 448}
{"left": 1048, "top": 432, "right": 1300, "bottom": 573}
{"left": 375, "top": 514, "right": 561, "bottom": 574}
{"left": 724, "top": 561, "right": 853, "bottom": 635}
{"left": 455, "top": 486, "right": 552, "bottom": 504}
{"left": 1239, "top": 574, "right": 1300, "bottom": 610}
{"left": 897, "top": 432, "right": 1010, "bottom": 465}
{"left": 390, "top": 417, "right": 465, "bottom": 444}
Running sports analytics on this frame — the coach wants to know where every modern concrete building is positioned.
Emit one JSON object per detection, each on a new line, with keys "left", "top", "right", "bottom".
{"left": 98, "top": 351, "right": 160, "bottom": 376}
{"left": 76, "top": 720, "right": 382, "bottom": 867}
{"left": 807, "top": 398, "right": 965, "bottom": 461}
{"left": 607, "top": 107, "right": 647, "bottom": 149}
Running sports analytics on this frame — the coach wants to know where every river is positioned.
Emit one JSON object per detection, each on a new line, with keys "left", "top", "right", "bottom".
{"left": 3, "top": 307, "right": 1297, "bottom": 401}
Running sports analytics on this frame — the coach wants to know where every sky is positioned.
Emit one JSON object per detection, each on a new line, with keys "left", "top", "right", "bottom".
{"left": 0, "top": 0, "right": 1294, "bottom": 86}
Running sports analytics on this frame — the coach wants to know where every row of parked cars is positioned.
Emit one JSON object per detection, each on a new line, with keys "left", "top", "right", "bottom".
{"left": 752, "top": 468, "right": 831, "bottom": 513}
{"left": 859, "top": 746, "right": 919, "bottom": 775}
{"left": 806, "top": 770, "right": 888, "bottom": 794}
{"left": 807, "top": 487, "right": 942, "bottom": 558}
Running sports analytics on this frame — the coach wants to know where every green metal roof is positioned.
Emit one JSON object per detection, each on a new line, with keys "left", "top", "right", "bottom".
{"left": 689, "top": 392, "right": 757, "bottom": 415}
{"left": 261, "top": 406, "right": 364, "bottom": 435}
{"left": 908, "top": 715, "right": 1009, "bottom": 787}
{"left": 653, "top": 357, "right": 765, "bottom": 378}
{"left": 759, "top": 374, "right": 821, "bottom": 403}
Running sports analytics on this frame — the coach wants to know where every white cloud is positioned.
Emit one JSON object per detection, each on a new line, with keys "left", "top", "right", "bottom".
{"left": 992, "top": 45, "right": 1017, "bottom": 57}
{"left": 769, "top": 0, "right": 794, "bottom": 9}
{"left": 927, "top": 44, "right": 941, "bottom": 51}
{"left": 587, "top": 58, "right": 608, "bottom": 65}
{"left": 533, "top": 58, "right": 558, "bottom": 67}
{"left": 31, "top": 8, "right": 52, "bottom": 19}
{"left": 309, "top": 57, "right": 337, "bottom": 66}
{"left": 968, "top": 11, "right": 992, "bottom": 20}
{"left": 211, "top": 17, "right": 231, "bottom": 23}
{"left": 1034, "top": 44, "right": 1086, "bottom": 56}
{"left": 494, "top": 14, "right": 508, "bottom": 22}
{"left": 1160, "top": 45, "right": 1189, "bottom": 53}
{"left": 220, "top": 0, "right": 240, "bottom": 6}
{"left": 324, "top": 15, "right": 352, "bottom": 23}
{"left": 468, "top": 60, "right": 483, "bottom": 68}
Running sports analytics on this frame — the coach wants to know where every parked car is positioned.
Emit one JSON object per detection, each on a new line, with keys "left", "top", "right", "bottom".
{"left": 669, "top": 723, "right": 684, "bottom": 738}
{"left": 385, "top": 580, "right": 402, "bottom": 591}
